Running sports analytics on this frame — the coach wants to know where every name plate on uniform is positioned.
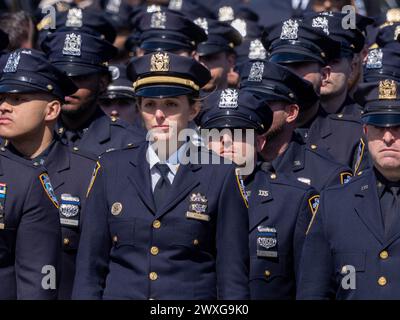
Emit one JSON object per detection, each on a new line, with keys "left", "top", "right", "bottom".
{"left": 186, "top": 211, "right": 210, "bottom": 222}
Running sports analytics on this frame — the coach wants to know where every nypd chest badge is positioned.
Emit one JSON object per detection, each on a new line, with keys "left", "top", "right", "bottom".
{"left": 256, "top": 225, "right": 278, "bottom": 258}
{"left": 59, "top": 194, "right": 80, "bottom": 227}
{"left": 186, "top": 193, "right": 210, "bottom": 222}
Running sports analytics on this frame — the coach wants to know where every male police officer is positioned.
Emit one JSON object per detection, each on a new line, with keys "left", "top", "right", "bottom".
{"left": 0, "top": 49, "right": 62, "bottom": 300}
{"left": 0, "top": 49, "right": 99, "bottom": 299}
{"left": 195, "top": 18, "right": 242, "bottom": 92}
{"left": 130, "top": 9, "right": 207, "bottom": 57}
{"left": 297, "top": 79, "right": 400, "bottom": 299}
{"left": 199, "top": 88, "right": 319, "bottom": 299}
{"left": 99, "top": 64, "right": 139, "bottom": 125}
{"left": 42, "top": 30, "right": 143, "bottom": 156}
{"left": 239, "top": 60, "right": 352, "bottom": 191}
{"left": 262, "top": 17, "right": 363, "bottom": 168}
{"left": 73, "top": 52, "right": 249, "bottom": 300}
{"left": 306, "top": 11, "right": 373, "bottom": 116}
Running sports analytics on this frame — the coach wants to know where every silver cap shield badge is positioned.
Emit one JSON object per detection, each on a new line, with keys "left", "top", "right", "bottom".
{"left": 219, "top": 89, "right": 239, "bottom": 109}
{"left": 248, "top": 61, "right": 265, "bottom": 82}
{"left": 106, "top": 0, "right": 122, "bottom": 14}
{"left": 65, "top": 8, "right": 83, "bottom": 28}
{"left": 169, "top": 0, "right": 183, "bottom": 10}
{"left": 151, "top": 11, "right": 167, "bottom": 29}
{"left": 231, "top": 19, "right": 247, "bottom": 38}
{"left": 3, "top": 51, "right": 21, "bottom": 73}
{"left": 218, "top": 6, "right": 234, "bottom": 22}
{"left": 62, "top": 33, "right": 82, "bottom": 56}
{"left": 312, "top": 16, "right": 329, "bottom": 35}
{"left": 194, "top": 17, "right": 208, "bottom": 35}
{"left": 248, "top": 39, "right": 266, "bottom": 60}
{"left": 280, "top": 19, "right": 299, "bottom": 40}
{"left": 366, "top": 48, "right": 383, "bottom": 69}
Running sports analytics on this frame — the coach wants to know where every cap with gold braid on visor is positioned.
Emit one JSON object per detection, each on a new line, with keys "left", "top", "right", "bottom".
{"left": 127, "top": 52, "right": 211, "bottom": 98}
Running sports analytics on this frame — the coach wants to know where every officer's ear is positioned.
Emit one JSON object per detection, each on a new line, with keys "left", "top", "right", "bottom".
{"left": 45, "top": 100, "right": 61, "bottom": 122}
{"left": 285, "top": 103, "right": 299, "bottom": 124}
{"left": 363, "top": 124, "right": 368, "bottom": 135}
{"left": 188, "top": 100, "right": 201, "bottom": 121}
{"left": 256, "top": 134, "right": 267, "bottom": 152}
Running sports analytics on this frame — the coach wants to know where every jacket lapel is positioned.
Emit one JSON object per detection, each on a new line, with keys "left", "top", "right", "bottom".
{"left": 43, "top": 142, "right": 70, "bottom": 191}
{"left": 155, "top": 163, "right": 202, "bottom": 219}
{"left": 127, "top": 143, "right": 156, "bottom": 214}
{"left": 354, "top": 172, "right": 385, "bottom": 245}
{"left": 248, "top": 172, "right": 274, "bottom": 231}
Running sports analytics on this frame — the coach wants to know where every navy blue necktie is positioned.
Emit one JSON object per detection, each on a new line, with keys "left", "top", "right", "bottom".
{"left": 153, "top": 163, "right": 171, "bottom": 210}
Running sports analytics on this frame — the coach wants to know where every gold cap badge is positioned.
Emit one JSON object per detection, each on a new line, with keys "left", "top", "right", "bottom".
{"left": 150, "top": 52, "right": 170, "bottom": 72}
{"left": 379, "top": 80, "right": 397, "bottom": 100}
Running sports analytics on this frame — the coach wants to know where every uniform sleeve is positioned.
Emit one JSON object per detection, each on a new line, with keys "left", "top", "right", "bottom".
{"left": 296, "top": 191, "right": 335, "bottom": 300}
{"left": 216, "top": 166, "right": 250, "bottom": 300}
{"left": 15, "top": 174, "right": 61, "bottom": 300}
{"left": 293, "top": 188, "right": 319, "bottom": 281}
{"left": 72, "top": 163, "right": 111, "bottom": 299}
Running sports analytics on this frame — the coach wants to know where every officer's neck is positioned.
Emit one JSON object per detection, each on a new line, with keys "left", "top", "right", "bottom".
{"left": 374, "top": 164, "right": 400, "bottom": 183}
{"left": 9, "top": 126, "right": 54, "bottom": 160}
{"left": 60, "top": 102, "right": 98, "bottom": 131}
{"left": 260, "top": 126, "right": 293, "bottom": 162}
{"left": 320, "top": 90, "right": 348, "bottom": 114}
{"left": 296, "top": 102, "right": 319, "bottom": 128}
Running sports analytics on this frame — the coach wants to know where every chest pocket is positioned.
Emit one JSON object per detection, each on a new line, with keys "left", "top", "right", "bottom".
{"left": 249, "top": 254, "right": 290, "bottom": 282}
{"left": 109, "top": 219, "right": 136, "bottom": 248}
{"left": 168, "top": 220, "right": 215, "bottom": 253}
{"left": 334, "top": 252, "right": 366, "bottom": 274}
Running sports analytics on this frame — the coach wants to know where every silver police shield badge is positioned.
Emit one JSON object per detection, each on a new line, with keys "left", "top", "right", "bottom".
{"left": 65, "top": 8, "right": 83, "bottom": 28}
{"left": 63, "top": 33, "right": 82, "bottom": 56}
{"left": 231, "top": 19, "right": 247, "bottom": 37}
{"left": 218, "top": 6, "right": 234, "bottom": 22}
{"left": 60, "top": 194, "right": 80, "bottom": 218}
{"left": 219, "top": 89, "right": 239, "bottom": 109}
{"left": 248, "top": 61, "right": 265, "bottom": 82}
{"left": 194, "top": 17, "right": 208, "bottom": 34}
{"left": 312, "top": 16, "right": 329, "bottom": 35}
{"left": 169, "top": 0, "right": 183, "bottom": 10}
{"left": 106, "top": 0, "right": 121, "bottom": 14}
{"left": 280, "top": 19, "right": 299, "bottom": 40}
{"left": 3, "top": 51, "right": 21, "bottom": 73}
{"left": 109, "top": 65, "right": 120, "bottom": 80}
{"left": 151, "top": 11, "right": 167, "bottom": 29}
{"left": 248, "top": 39, "right": 266, "bottom": 60}
{"left": 366, "top": 48, "right": 383, "bottom": 69}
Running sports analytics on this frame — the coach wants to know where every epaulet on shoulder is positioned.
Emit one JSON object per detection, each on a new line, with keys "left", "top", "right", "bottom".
{"left": 328, "top": 113, "right": 361, "bottom": 124}
{"left": 267, "top": 171, "right": 314, "bottom": 190}
{"left": 70, "top": 146, "right": 98, "bottom": 161}
{"left": 110, "top": 116, "right": 130, "bottom": 128}
{"left": 0, "top": 147, "right": 44, "bottom": 169}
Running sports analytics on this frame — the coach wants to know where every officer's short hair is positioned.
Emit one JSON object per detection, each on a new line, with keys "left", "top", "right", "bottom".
{"left": 0, "top": 11, "right": 35, "bottom": 52}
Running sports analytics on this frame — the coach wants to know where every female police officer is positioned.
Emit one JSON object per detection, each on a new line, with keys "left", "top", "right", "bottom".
{"left": 72, "top": 52, "right": 250, "bottom": 300}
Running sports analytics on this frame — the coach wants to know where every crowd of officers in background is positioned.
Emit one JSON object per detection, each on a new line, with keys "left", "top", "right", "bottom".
{"left": 0, "top": 0, "right": 400, "bottom": 300}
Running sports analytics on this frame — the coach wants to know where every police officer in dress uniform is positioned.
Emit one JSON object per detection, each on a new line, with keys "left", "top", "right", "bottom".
{"left": 262, "top": 17, "right": 363, "bottom": 168}
{"left": 297, "top": 79, "right": 400, "bottom": 299}
{"left": 72, "top": 52, "right": 250, "bottom": 300}
{"left": 41, "top": 30, "right": 144, "bottom": 156}
{"left": 0, "top": 51, "right": 62, "bottom": 300}
{"left": 304, "top": 11, "right": 373, "bottom": 116}
{"left": 99, "top": 64, "right": 139, "bottom": 125}
{"left": 199, "top": 87, "right": 319, "bottom": 299}
{"left": 238, "top": 60, "right": 353, "bottom": 191}
{"left": 0, "top": 49, "right": 99, "bottom": 300}
{"left": 130, "top": 9, "right": 207, "bottom": 57}
{"left": 194, "top": 18, "right": 242, "bottom": 92}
